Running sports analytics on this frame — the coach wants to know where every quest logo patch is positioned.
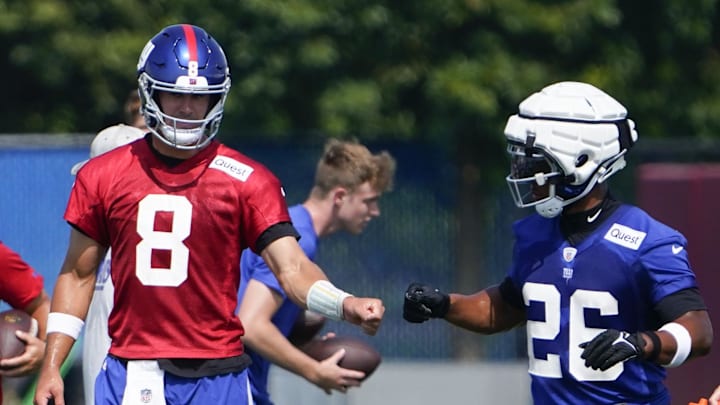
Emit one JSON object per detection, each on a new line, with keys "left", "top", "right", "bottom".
{"left": 604, "top": 223, "right": 646, "bottom": 250}
{"left": 209, "top": 156, "right": 254, "bottom": 182}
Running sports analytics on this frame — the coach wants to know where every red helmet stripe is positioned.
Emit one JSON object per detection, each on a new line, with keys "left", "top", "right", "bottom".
{"left": 181, "top": 24, "right": 198, "bottom": 63}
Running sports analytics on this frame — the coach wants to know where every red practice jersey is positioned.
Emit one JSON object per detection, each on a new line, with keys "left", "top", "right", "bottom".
{"left": 0, "top": 241, "right": 44, "bottom": 309}
{"left": 0, "top": 241, "right": 44, "bottom": 405}
{"left": 66, "top": 138, "right": 291, "bottom": 360}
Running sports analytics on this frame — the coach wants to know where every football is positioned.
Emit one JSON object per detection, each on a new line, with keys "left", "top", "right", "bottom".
{"left": 0, "top": 309, "right": 37, "bottom": 359}
{"left": 288, "top": 310, "right": 326, "bottom": 347}
{"left": 302, "top": 335, "right": 381, "bottom": 380}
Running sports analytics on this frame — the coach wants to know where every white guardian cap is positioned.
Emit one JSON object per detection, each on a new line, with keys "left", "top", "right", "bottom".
{"left": 504, "top": 81, "right": 638, "bottom": 218}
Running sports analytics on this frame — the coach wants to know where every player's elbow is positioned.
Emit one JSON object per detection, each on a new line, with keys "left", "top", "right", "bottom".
{"left": 691, "top": 312, "right": 714, "bottom": 358}
{"left": 239, "top": 322, "right": 264, "bottom": 348}
{"left": 693, "top": 328, "right": 713, "bottom": 358}
{"left": 241, "top": 331, "right": 260, "bottom": 349}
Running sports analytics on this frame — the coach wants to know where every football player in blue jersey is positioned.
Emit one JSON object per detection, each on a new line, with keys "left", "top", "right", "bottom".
{"left": 237, "top": 139, "right": 396, "bottom": 404}
{"left": 403, "top": 81, "right": 713, "bottom": 405}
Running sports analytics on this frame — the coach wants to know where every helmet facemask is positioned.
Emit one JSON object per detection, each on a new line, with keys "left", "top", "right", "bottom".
{"left": 505, "top": 141, "right": 629, "bottom": 218}
{"left": 506, "top": 144, "right": 561, "bottom": 207}
{"left": 139, "top": 73, "right": 229, "bottom": 150}
{"left": 506, "top": 143, "right": 586, "bottom": 218}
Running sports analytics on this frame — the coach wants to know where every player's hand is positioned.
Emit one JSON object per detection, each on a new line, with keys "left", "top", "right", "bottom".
{"left": 33, "top": 366, "right": 65, "bottom": 405}
{"left": 313, "top": 348, "right": 365, "bottom": 394}
{"left": 579, "top": 329, "right": 645, "bottom": 371}
{"left": 690, "top": 397, "right": 710, "bottom": 405}
{"left": 0, "top": 330, "right": 46, "bottom": 377}
{"left": 342, "top": 296, "right": 384, "bottom": 336}
{"left": 403, "top": 282, "right": 450, "bottom": 323}
{"left": 709, "top": 384, "right": 720, "bottom": 404}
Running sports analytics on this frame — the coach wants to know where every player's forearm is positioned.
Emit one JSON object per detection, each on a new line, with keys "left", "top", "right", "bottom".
{"left": 24, "top": 290, "right": 51, "bottom": 339}
{"left": 263, "top": 240, "right": 356, "bottom": 324}
{"left": 445, "top": 293, "right": 495, "bottom": 333}
{"left": 50, "top": 270, "right": 95, "bottom": 319}
{"left": 261, "top": 237, "right": 329, "bottom": 308}
{"left": 272, "top": 264, "right": 321, "bottom": 309}
{"left": 445, "top": 287, "right": 524, "bottom": 334}
{"left": 641, "top": 310, "right": 712, "bottom": 366}
{"left": 41, "top": 332, "right": 76, "bottom": 374}
{"left": 244, "top": 324, "right": 319, "bottom": 381}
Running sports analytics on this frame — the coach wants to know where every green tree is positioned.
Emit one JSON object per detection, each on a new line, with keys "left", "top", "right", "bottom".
{"left": 0, "top": 0, "right": 717, "bottom": 147}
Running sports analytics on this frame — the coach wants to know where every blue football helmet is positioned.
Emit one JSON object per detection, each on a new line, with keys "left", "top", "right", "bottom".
{"left": 137, "top": 24, "right": 231, "bottom": 150}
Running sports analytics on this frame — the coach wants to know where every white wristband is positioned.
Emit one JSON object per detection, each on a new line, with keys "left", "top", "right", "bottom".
{"left": 659, "top": 322, "right": 691, "bottom": 368}
{"left": 306, "top": 280, "right": 352, "bottom": 321}
{"left": 46, "top": 312, "right": 85, "bottom": 340}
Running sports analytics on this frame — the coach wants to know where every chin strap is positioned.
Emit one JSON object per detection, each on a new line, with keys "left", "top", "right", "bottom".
{"left": 537, "top": 167, "right": 611, "bottom": 218}
{"left": 597, "top": 152, "right": 628, "bottom": 184}
{"left": 535, "top": 197, "right": 564, "bottom": 218}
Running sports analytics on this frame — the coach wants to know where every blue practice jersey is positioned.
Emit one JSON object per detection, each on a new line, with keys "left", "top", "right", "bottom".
{"left": 507, "top": 204, "right": 697, "bottom": 405}
{"left": 238, "top": 204, "right": 318, "bottom": 405}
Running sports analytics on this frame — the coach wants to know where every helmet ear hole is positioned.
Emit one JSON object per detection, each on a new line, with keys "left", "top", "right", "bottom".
{"left": 575, "top": 154, "right": 589, "bottom": 167}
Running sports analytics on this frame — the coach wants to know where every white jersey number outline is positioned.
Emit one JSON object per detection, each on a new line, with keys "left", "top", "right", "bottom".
{"left": 136, "top": 194, "right": 192, "bottom": 287}
{"left": 523, "top": 282, "right": 623, "bottom": 381}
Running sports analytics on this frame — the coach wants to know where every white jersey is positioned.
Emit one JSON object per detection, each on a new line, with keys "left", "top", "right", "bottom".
{"left": 82, "top": 250, "right": 113, "bottom": 405}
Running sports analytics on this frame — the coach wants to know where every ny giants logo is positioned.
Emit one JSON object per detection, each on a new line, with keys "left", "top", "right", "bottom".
{"left": 562, "top": 247, "right": 577, "bottom": 262}
{"left": 562, "top": 247, "right": 577, "bottom": 282}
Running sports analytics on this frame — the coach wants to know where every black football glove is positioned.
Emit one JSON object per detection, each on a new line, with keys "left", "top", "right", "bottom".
{"left": 579, "top": 329, "right": 645, "bottom": 371}
{"left": 403, "top": 282, "right": 450, "bottom": 323}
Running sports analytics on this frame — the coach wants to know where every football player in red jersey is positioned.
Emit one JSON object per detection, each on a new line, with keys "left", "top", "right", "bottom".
{"left": 34, "top": 24, "right": 384, "bottom": 405}
{"left": 0, "top": 241, "right": 49, "bottom": 404}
